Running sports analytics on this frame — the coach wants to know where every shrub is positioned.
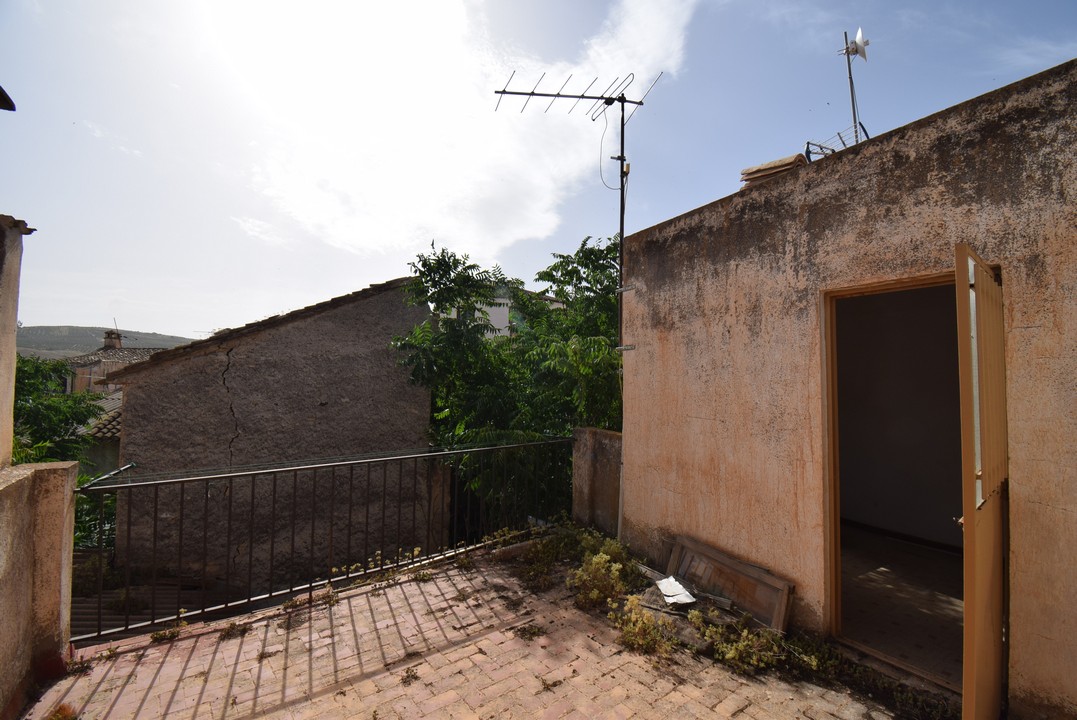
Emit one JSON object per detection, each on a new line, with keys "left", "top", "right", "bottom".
{"left": 608, "top": 595, "right": 676, "bottom": 656}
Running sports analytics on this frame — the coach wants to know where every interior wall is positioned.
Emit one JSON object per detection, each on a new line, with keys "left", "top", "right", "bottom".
{"left": 835, "top": 284, "right": 963, "bottom": 548}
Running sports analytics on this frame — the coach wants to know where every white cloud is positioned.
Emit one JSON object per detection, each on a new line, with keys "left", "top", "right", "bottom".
{"left": 231, "top": 216, "right": 290, "bottom": 247}
{"left": 195, "top": 0, "right": 699, "bottom": 265}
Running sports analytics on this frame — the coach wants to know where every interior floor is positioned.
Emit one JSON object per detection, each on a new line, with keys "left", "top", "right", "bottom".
{"left": 840, "top": 522, "right": 963, "bottom": 690}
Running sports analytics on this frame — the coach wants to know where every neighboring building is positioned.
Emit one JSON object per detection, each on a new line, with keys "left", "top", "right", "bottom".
{"left": 620, "top": 61, "right": 1075, "bottom": 718}
{"left": 79, "top": 390, "right": 122, "bottom": 477}
{"left": 106, "top": 278, "right": 436, "bottom": 593}
{"left": 108, "top": 277, "right": 431, "bottom": 474}
{"left": 66, "top": 330, "right": 163, "bottom": 394}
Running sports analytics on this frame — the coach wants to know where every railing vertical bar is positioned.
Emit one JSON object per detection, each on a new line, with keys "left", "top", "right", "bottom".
{"left": 308, "top": 469, "right": 317, "bottom": 600}
{"left": 327, "top": 467, "right": 335, "bottom": 582}
{"left": 411, "top": 458, "right": 418, "bottom": 558}
{"left": 225, "top": 477, "right": 233, "bottom": 606}
{"left": 479, "top": 451, "right": 487, "bottom": 538}
{"left": 201, "top": 480, "right": 209, "bottom": 616}
{"left": 95, "top": 492, "right": 104, "bottom": 637}
{"left": 396, "top": 459, "right": 403, "bottom": 564}
{"left": 151, "top": 485, "right": 159, "bottom": 625}
{"left": 380, "top": 462, "right": 387, "bottom": 569}
{"left": 450, "top": 457, "right": 459, "bottom": 550}
{"left": 247, "top": 475, "right": 256, "bottom": 602}
{"left": 502, "top": 447, "right": 510, "bottom": 531}
{"left": 176, "top": 483, "right": 185, "bottom": 620}
{"left": 362, "top": 464, "right": 370, "bottom": 571}
{"left": 121, "top": 487, "right": 132, "bottom": 630}
{"left": 269, "top": 473, "right": 278, "bottom": 596}
{"left": 289, "top": 470, "right": 298, "bottom": 591}
{"left": 346, "top": 466, "right": 355, "bottom": 579}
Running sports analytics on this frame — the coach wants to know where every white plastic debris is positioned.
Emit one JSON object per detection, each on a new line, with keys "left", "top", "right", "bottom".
{"left": 656, "top": 576, "right": 696, "bottom": 606}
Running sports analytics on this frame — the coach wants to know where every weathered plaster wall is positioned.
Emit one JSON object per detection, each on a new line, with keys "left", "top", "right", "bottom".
{"left": 0, "top": 462, "right": 77, "bottom": 720}
{"left": 621, "top": 60, "right": 1075, "bottom": 715}
{"left": 572, "top": 427, "right": 622, "bottom": 537}
{"left": 111, "top": 281, "right": 436, "bottom": 587}
{"left": 1, "top": 216, "right": 34, "bottom": 469}
{"left": 118, "top": 281, "right": 430, "bottom": 473}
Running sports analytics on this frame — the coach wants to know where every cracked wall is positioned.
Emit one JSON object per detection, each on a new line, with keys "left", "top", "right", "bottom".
{"left": 620, "top": 61, "right": 1076, "bottom": 716}
{"left": 111, "top": 281, "right": 438, "bottom": 592}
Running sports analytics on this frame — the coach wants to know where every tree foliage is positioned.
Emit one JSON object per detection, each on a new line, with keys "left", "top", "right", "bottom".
{"left": 12, "top": 354, "right": 103, "bottom": 463}
{"left": 394, "top": 237, "right": 621, "bottom": 445}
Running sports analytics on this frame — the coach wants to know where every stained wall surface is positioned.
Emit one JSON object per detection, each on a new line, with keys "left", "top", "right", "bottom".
{"left": 109, "top": 279, "right": 435, "bottom": 586}
{"left": 621, "top": 60, "right": 1075, "bottom": 716}
{"left": 115, "top": 279, "right": 430, "bottom": 474}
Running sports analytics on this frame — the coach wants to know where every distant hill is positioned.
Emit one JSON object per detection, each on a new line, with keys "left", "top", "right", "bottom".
{"left": 16, "top": 326, "right": 195, "bottom": 359}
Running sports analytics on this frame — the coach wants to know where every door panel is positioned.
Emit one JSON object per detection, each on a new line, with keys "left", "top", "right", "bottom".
{"left": 955, "top": 244, "right": 1008, "bottom": 719}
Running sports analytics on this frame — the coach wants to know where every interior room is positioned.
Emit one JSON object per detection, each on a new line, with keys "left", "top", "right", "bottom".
{"left": 833, "top": 282, "right": 965, "bottom": 689}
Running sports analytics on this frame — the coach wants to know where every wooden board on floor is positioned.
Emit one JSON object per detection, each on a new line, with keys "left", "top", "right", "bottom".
{"left": 666, "top": 535, "right": 794, "bottom": 631}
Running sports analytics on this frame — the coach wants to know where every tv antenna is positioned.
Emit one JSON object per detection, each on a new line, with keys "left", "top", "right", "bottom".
{"left": 494, "top": 71, "right": 661, "bottom": 347}
{"left": 805, "top": 27, "right": 871, "bottom": 161}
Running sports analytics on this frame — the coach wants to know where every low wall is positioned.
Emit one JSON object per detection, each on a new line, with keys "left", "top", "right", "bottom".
{"left": 0, "top": 462, "right": 77, "bottom": 720}
{"left": 572, "top": 428, "right": 622, "bottom": 538}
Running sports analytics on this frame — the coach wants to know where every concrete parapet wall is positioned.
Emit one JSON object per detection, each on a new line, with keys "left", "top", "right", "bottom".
{"left": 0, "top": 461, "right": 77, "bottom": 720}
{"left": 572, "top": 428, "right": 622, "bottom": 538}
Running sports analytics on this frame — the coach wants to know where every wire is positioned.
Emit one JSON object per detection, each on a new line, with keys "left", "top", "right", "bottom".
{"left": 598, "top": 110, "right": 618, "bottom": 190}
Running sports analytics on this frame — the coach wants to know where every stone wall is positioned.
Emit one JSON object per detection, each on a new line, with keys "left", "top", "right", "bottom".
{"left": 110, "top": 279, "right": 436, "bottom": 596}
{"left": 115, "top": 279, "right": 430, "bottom": 474}
{"left": 0, "top": 462, "right": 78, "bottom": 720}
{"left": 621, "top": 60, "right": 1075, "bottom": 715}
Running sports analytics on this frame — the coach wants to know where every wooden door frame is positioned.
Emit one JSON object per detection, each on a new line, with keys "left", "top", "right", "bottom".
{"left": 821, "top": 271, "right": 956, "bottom": 636}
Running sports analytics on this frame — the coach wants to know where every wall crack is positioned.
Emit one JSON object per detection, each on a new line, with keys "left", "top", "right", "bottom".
{"left": 222, "top": 346, "right": 239, "bottom": 464}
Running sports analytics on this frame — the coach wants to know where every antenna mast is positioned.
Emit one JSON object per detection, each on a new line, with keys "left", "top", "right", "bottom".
{"left": 494, "top": 72, "right": 660, "bottom": 349}
{"left": 841, "top": 27, "right": 869, "bottom": 144}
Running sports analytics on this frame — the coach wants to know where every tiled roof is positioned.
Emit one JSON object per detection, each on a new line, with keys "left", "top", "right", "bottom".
{"left": 107, "top": 277, "right": 414, "bottom": 382}
{"left": 85, "top": 390, "right": 123, "bottom": 439}
{"left": 67, "top": 346, "right": 162, "bottom": 367}
{"left": 88, "top": 407, "right": 122, "bottom": 439}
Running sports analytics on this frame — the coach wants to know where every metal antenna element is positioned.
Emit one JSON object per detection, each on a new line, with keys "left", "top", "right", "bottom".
{"left": 494, "top": 72, "right": 661, "bottom": 348}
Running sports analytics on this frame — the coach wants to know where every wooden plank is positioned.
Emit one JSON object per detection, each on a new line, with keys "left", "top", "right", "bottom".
{"left": 666, "top": 535, "right": 794, "bottom": 631}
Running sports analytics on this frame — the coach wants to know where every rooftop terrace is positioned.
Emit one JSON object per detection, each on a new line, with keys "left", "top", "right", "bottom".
{"left": 27, "top": 552, "right": 903, "bottom": 720}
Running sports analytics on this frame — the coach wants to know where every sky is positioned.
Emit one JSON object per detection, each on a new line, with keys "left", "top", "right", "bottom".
{"left": 2, "top": 0, "right": 1075, "bottom": 339}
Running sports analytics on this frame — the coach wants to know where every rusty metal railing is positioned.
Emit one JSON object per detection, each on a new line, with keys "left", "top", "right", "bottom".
{"left": 72, "top": 439, "right": 571, "bottom": 643}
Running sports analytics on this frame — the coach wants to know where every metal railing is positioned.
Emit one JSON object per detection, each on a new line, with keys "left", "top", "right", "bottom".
{"left": 72, "top": 439, "right": 571, "bottom": 643}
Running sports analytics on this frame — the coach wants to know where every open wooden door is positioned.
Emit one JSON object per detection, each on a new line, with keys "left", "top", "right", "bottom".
{"left": 955, "top": 244, "right": 1008, "bottom": 719}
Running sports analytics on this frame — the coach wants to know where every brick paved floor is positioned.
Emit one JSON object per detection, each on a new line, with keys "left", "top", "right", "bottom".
{"left": 25, "top": 557, "right": 898, "bottom": 719}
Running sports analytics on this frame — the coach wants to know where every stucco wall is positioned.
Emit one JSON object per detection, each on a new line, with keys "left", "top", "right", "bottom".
{"left": 621, "top": 60, "right": 1075, "bottom": 715}
{"left": 1, "top": 216, "right": 33, "bottom": 469}
{"left": 0, "top": 462, "right": 77, "bottom": 720}
{"left": 572, "top": 427, "right": 622, "bottom": 537}
{"left": 117, "top": 280, "right": 430, "bottom": 473}
{"left": 111, "top": 280, "right": 436, "bottom": 590}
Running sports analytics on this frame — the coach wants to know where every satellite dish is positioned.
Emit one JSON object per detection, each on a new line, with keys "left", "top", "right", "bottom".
{"left": 850, "top": 27, "right": 869, "bottom": 61}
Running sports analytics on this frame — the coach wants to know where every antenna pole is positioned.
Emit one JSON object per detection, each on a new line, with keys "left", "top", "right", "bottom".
{"left": 845, "top": 31, "right": 860, "bottom": 144}
{"left": 617, "top": 95, "right": 627, "bottom": 347}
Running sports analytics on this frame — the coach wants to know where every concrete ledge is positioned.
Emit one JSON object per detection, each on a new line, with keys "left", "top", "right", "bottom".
{"left": 0, "top": 461, "right": 77, "bottom": 720}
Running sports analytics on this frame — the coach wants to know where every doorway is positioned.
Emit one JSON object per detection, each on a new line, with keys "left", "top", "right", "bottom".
{"left": 830, "top": 281, "right": 965, "bottom": 689}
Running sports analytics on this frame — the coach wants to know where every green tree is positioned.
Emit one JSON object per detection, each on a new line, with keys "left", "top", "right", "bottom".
{"left": 12, "top": 354, "right": 103, "bottom": 463}
{"left": 394, "top": 236, "right": 621, "bottom": 445}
